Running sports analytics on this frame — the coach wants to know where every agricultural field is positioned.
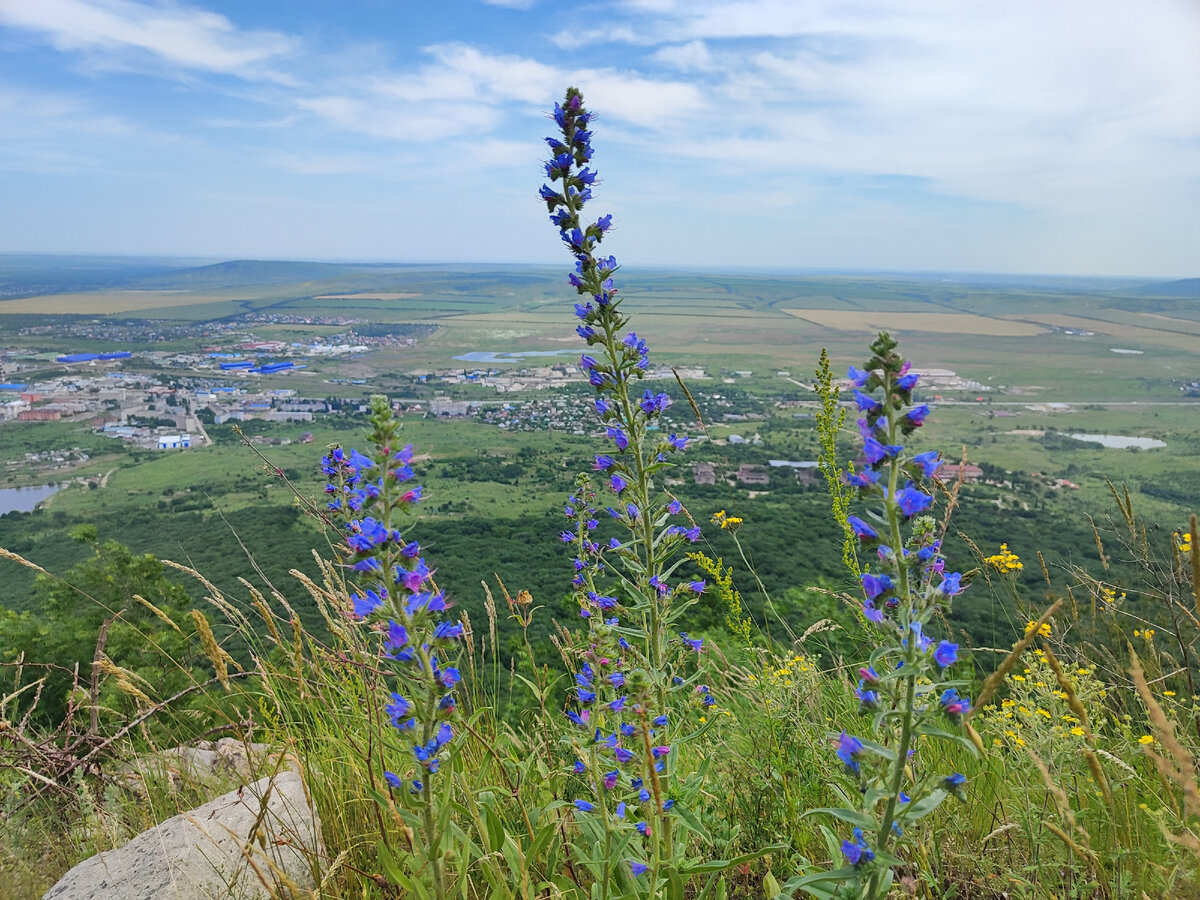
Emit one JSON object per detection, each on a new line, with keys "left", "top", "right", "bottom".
{"left": 1, "top": 257, "right": 1197, "bottom": 623}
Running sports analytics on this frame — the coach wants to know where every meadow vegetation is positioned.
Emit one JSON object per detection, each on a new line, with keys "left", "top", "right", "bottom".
{"left": 1, "top": 91, "right": 1199, "bottom": 899}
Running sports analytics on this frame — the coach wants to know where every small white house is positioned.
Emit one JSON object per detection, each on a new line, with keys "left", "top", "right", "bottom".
{"left": 158, "top": 433, "right": 192, "bottom": 450}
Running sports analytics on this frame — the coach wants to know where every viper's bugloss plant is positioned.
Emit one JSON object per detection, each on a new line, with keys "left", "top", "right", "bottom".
{"left": 541, "top": 86, "right": 772, "bottom": 897}
{"left": 322, "top": 395, "right": 461, "bottom": 900}
{"left": 789, "top": 333, "right": 980, "bottom": 900}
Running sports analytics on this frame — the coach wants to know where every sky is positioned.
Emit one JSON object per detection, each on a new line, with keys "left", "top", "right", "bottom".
{"left": 1, "top": 0, "right": 1197, "bottom": 277}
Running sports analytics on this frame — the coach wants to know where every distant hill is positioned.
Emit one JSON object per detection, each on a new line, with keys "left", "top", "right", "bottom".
{"left": 128, "top": 259, "right": 368, "bottom": 290}
{"left": 1123, "top": 277, "right": 1200, "bottom": 298}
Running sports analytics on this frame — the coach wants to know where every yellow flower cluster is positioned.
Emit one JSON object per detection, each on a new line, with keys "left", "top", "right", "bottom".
{"left": 747, "top": 652, "right": 814, "bottom": 687}
{"left": 1174, "top": 530, "right": 1193, "bottom": 554}
{"left": 980, "top": 654, "right": 1108, "bottom": 757}
{"left": 710, "top": 510, "right": 743, "bottom": 530}
{"left": 1133, "top": 628, "right": 1156, "bottom": 641}
{"left": 1024, "top": 619, "right": 1052, "bottom": 638}
{"left": 1099, "top": 585, "right": 1126, "bottom": 605}
{"left": 984, "top": 543, "right": 1024, "bottom": 571}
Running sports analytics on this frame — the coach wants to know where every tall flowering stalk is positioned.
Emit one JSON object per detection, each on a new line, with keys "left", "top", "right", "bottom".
{"left": 790, "top": 333, "right": 979, "bottom": 900}
{"left": 322, "top": 395, "right": 461, "bottom": 900}
{"left": 541, "top": 87, "right": 714, "bottom": 893}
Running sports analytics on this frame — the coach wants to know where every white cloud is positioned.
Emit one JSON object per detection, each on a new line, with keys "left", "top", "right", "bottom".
{"left": 371, "top": 43, "right": 558, "bottom": 105}
{"left": 651, "top": 40, "right": 714, "bottom": 72}
{"left": 0, "top": 0, "right": 296, "bottom": 80}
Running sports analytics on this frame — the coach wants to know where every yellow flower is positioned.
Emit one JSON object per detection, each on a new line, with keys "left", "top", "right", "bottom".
{"left": 1001, "top": 698, "right": 1015, "bottom": 708}
{"left": 1024, "top": 620, "right": 1051, "bottom": 638}
{"left": 1163, "top": 691, "right": 1176, "bottom": 697}
{"left": 1036, "top": 708, "right": 1052, "bottom": 719}
{"left": 1138, "top": 735, "right": 1155, "bottom": 745}
{"left": 1011, "top": 674, "right": 1026, "bottom": 682}
{"left": 1070, "top": 727, "right": 1085, "bottom": 737}
{"left": 984, "top": 543, "right": 1023, "bottom": 571}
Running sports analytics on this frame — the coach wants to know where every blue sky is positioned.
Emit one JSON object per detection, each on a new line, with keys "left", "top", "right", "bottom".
{"left": 1, "top": 0, "right": 1197, "bottom": 276}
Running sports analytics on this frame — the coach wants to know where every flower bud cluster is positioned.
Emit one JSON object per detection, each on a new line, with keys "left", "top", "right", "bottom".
{"left": 323, "top": 395, "right": 462, "bottom": 797}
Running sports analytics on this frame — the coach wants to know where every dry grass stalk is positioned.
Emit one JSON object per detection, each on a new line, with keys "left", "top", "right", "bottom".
{"left": 968, "top": 599, "right": 1063, "bottom": 718}
{"left": 251, "top": 596, "right": 285, "bottom": 648}
{"left": 190, "top": 609, "right": 236, "bottom": 690}
{"left": 1026, "top": 746, "right": 1095, "bottom": 862}
{"left": 1042, "top": 821, "right": 1099, "bottom": 864}
{"left": 980, "top": 822, "right": 1018, "bottom": 845}
{"left": 130, "top": 594, "right": 182, "bottom": 633}
{"left": 481, "top": 580, "right": 499, "bottom": 657}
{"left": 1130, "top": 647, "right": 1200, "bottom": 827}
{"left": 1190, "top": 513, "right": 1199, "bottom": 615}
{"left": 164, "top": 558, "right": 253, "bottom": 631}
{"left": 1090, "top": 516, "right": 1109, "bottom": 572}
{"left": 461, "top": 608, "right": 478, "bottom": 688}
{"left": 94, "top": 657, "right": 153, "bottom": 708}
{"left": 1040, "top": 646, "right": 1113, "bottom": 803}
{"left": 1037, "top": 550, "right": 1052, "bottom": 588}
{"left": 799, "top": 618, "right": 838, "bottom": 643}
{"left": 0, "top": 547, "right": 49, "bottom": 575}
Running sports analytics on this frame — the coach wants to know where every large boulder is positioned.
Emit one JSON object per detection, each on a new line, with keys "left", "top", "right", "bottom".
{"left": 41, "top": 771, "right": 321, "bottom": 900}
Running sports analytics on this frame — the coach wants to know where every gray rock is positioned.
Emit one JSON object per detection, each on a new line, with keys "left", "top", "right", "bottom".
{"left": 41, "top": 771, "right": 321, "bottom": 900}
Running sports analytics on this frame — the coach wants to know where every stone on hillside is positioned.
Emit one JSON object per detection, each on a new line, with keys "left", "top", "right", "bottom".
{"left": 41, "top": 771, "right": 321, "bottom": 900}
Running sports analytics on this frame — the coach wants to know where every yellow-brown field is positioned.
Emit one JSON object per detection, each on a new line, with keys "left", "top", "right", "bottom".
{"left": 996, "top": 313, "right": 1200, "bottom": 351}
{"left": 0, "top": 291, "right": 230, "bottom": 315}
{"left": 780, "top": 309, "right": 1046, "bottom": 336}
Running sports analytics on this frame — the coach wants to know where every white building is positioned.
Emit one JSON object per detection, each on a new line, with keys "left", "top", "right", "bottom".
{"left": 157, "top": 433, "right": 192, "bottom": 449}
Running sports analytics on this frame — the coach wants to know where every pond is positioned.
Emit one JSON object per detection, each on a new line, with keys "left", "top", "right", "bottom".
{"left": 0, "top": 483, "right": 69, "bottom": 515}
{"left": 1068, "top": 433, "right": 1166, "bottom": 450}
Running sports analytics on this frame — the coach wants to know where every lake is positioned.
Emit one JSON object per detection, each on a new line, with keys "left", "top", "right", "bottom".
{"left": 0, "top": 483, "right": 69, "bottom": 515}
{"left": 1069, "top": 433, "right": 1166, "bottom": 450}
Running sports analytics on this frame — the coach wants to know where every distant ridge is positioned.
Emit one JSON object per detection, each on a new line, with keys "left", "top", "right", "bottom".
{"left": 1123, "top": 277, "right": 1200, "bottom": 298}
{"left": 131, "top": 259, "right": 364, "bottom": 289}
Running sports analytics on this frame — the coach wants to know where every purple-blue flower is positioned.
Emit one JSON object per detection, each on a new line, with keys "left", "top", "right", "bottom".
{"left": 847, "top": 515, "right": 878, "bottom": 541}
{"left": 861, "top": 572, "right": 893, "bottom": 601}
{"left": 854, "top": 390, "right": 881, "bottom": 412}
{"left": 911, "top": 450, "right": 941, "bottom": 478}
{"left": 934, "top": 640, "right": 959, "bottom": 668}
{"left": 841, "top": 828, "right": 875, "bottom": 866}
{"left": 894, "top": 482, "right": 932, "bottom": 517}
{"left": 905, "top": 404, "right": 930, "bottom": 426}
{"left": 939, "top": 572, "right": 963, "bottom": 595}
{"left": 864, "top": 437, "right": 903, "bottom": 466}
{"left": 836, "top": 732, "right": 865, "bottom": 774}
{"left": 844, "top": 468, "right": 881, "bottom": 489}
